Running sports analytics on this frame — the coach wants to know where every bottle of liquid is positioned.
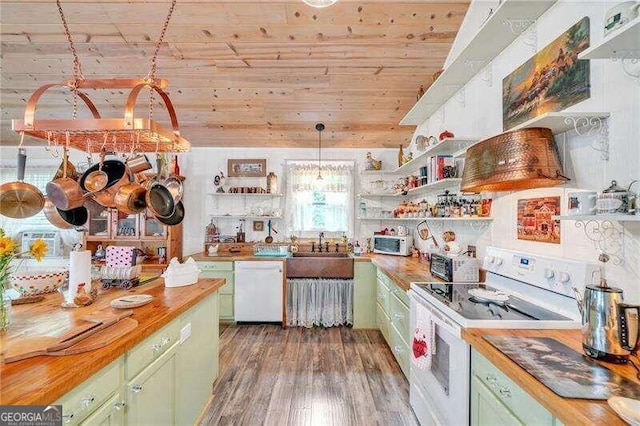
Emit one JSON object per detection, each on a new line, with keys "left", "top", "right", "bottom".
{"left": 398, "top": 144, "right": 404, "bottom": 167}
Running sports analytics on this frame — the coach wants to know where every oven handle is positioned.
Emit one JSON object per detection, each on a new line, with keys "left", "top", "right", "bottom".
{"left": 409, "top": 291, "right": 462, "bottom": 338}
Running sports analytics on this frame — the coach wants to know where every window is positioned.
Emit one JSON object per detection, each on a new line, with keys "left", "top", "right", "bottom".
{"left": 285, "top": 161, "right": 354, "bottom": 238}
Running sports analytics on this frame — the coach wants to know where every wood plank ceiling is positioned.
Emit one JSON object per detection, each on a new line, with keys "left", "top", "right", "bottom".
{"left": 0, "top": 0, "right": 469, "bottom": 149}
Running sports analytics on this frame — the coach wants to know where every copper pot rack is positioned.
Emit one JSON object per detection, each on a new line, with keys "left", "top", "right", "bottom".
{"left": 12, "top": 78, "right": 191, "bottom": 153}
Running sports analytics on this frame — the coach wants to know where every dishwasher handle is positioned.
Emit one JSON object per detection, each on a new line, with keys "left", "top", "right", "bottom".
{"left": 236, "top": 262, "right": 283, "bottom": 271}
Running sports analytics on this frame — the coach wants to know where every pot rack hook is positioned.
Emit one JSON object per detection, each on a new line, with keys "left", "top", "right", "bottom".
{"left": 51, "top": 134, "right": 60, "bottom": 158}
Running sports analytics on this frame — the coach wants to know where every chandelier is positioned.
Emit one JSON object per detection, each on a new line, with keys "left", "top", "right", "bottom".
{"left": 302, "top": 0, "right": 338, "bottom": 8}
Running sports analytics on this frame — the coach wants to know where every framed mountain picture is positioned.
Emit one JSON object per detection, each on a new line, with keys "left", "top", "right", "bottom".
{"left": 503, "top": 17, "right": 590, "bottom": 130}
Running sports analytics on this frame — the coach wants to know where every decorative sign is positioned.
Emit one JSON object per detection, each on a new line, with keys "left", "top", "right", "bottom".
{"left": 517, "top": 196, "right": 561, "bottom": 244}
{"left": 227, "top": 159, "right": 267, "bottom": 177}
{"left": 502, "top": 17, "right": 590, "bottom": 130}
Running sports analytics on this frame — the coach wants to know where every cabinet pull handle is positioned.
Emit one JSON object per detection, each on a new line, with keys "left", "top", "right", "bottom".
{"left": 161, "top": 337, "right": 171, "bottom": 346}
{"left": 114, "top": 401, "right": 126, "bottom": 410}
{"left": 132, "top": 384, "right": 143, "bottom": 393}
{"left": 393, "top": 313, "right": 404, "bottom": 321}
{"left": 499, "top": 387, "right": 511, "bottom": 398}
{"left": 485, "top": 374, "right": 497, "bottom": 385}
{"left": 63, "top": 413, "right": 74, "bottom": 423}
{"left": 394, "top": 345, "right": 403, "bottom": 354}
{"left": 151, "top": 343, "right": 162, "bottom": 351}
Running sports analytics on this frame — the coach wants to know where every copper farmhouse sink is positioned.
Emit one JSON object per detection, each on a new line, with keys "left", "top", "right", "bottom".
{"left": 286, "top": 252, "right": 354, "bottom": 278}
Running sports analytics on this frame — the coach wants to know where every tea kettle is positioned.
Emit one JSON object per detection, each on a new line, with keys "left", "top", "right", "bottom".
{"left": 574, "top": 277, "right": 640, "bottom": 363}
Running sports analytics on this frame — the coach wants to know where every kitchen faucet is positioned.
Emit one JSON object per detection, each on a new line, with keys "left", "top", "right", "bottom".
{"left": 318, "top": 232, "right": 324, "bottom": 252}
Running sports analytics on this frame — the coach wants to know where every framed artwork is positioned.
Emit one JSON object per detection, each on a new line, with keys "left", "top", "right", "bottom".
{"left": 227, "top": 159, "right": 267, "bottom": 177}
{"left": 502, "top": 17, "right": 590, "bottom": 130}
{"left": 253, "top": 220, "right": 264, "bottom": 232}
{"left": 517, "top": 196, "right": 561, "bottom": 244}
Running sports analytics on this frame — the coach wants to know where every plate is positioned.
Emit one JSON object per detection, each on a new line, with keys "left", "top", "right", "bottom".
{"left": 468, "top": 288, "right": 509, "bottom": 303}
{"left": 609, "top": 396, "right": 640, "bottom": 425}
{"left": 110, "top": 294, "right": 153, "bottom": 309}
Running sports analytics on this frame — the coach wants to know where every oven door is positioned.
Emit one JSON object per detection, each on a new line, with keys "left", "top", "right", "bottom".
{"left": 409, "top": 290, "right": 470, "bottom": 426}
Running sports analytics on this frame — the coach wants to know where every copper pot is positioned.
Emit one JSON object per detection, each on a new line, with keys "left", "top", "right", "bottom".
{"left": 114, "top": 173, "right": 147, "bottom": 214}
{"left": 0, "top": 149, "right": 45, "bottom": 219}
{"left": 46, "top": 147, "right": 85, "bottom": 211}
{"left": 43, "top": 197, "right": 88, "bottom": 229}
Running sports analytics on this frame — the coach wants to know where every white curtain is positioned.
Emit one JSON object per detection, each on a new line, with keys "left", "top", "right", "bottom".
{"left": 285, "top": 161, "right": 354, "bottom": 238}
{"left": 287, "top": 278, "right": 354, "bottom": 327}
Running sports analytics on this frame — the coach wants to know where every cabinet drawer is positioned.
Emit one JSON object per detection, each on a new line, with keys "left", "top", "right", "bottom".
{"left": 389, "top": 291, "right": 410, "bottom": 345}
{"left": 376, "top": 302, "right": 391, "bottom": 346}
{"left": 198, "top": 261, "right": 233, "bottom": 272}
{"left": 472, "top": 350, "right": 552, "bottom": 425}
{"left": 377, "top": 278, "right": 390, "bottom": 315}
{"left": 390, "top": 321, "right": 410, "bottom": 379}
{"left": 80, "top": 393, "right": 124, "bottom": 426}
{"left": 126, "top": 319, "right": 181, "bottom": 379}
{"left": 56, "top": 358, "right": 123, "bottom": 426}
{"left": 219, "top": 294, "right": 234, "bottom": 320}
{"left": 388, "top": 283, "right": 409, "bottom": 307}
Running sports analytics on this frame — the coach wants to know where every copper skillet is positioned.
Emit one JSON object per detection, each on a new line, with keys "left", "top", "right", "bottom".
{"left": 46, "top": 145, "right": 85, "bottom": 210}
{"left": 0, "top": 148, "right": 45, "bottom": 219}
{"left": 143, "top": 157, "right": 175, "bottom": 219}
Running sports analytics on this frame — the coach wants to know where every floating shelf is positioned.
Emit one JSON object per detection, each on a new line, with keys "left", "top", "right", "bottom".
{"left": 208, "top": 193, "right": 282, "bottom": 197}
{"left": 395, "top": 138, "right": 477, "bottom": 175}
{"left": 400, "top": 0, "right": 557, "bottom": 125}
{"left": 361, "top": 170, "right": 398, "bottom": 176}
{"left": 578, "top": 16, "right": 640, "bottom": 60}
{"left": 508, "top": 111, "right": 610, "bottom": 134}
{"left": 553, "top": 214, "right": 640, "bottom": 222}
{"left": 357, "top": 192, "right": 401, "bottom": 198}
{"left": 209, "top": 215, "right": 282, "bottom": 220}
{"left": 358, "top": 217, "right": 493, "bottom": 222}
{"left": 406, "top": 179, "right": 463, "bottom": 196}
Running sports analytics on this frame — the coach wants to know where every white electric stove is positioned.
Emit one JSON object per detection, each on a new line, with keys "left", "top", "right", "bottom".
{"left": 408, "top": 247, "right": 599, "bottom": 426}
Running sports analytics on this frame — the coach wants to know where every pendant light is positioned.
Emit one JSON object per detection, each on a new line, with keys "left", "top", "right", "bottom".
{"left": 302, "top": 0, "right": 338, "bottom": 8}
{"left": 315, "top": 123, "right": 325, "bottom": 187}
{"left": 460, "top": 127, "right": 569, "bottom": 193}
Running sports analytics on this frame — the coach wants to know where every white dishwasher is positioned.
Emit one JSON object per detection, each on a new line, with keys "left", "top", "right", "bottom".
{"left": 234, "top": 261, "right": 283, "bottom": 322}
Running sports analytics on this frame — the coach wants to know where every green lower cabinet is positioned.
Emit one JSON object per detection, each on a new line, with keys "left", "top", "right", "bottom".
{"left": 471, "top": 349, "right": 560, "bottom": 426}
{"left": 126, "top": 342, "right": 179, "bottom": 425}
{"left": 81, "top": 394, "right": 125, "bottom": 426}
{"left": 353, "top": 261, "right": 376, "bottom": 328}
{"left": 198, "top": 261, "right": 234, "bottom": 321}
{"left": 176, "top": 292, "right": 219, "bottom": 423}
{"left": 376, "top": 267, "right": 410, "bottom": 379}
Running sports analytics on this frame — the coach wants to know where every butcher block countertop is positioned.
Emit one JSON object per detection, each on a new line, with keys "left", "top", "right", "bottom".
{"left": 187, "top": 251, "right": 438, "bottom": 291}
{"left": 464, "top": 328, "right": 638, "bottom": 426}
{"left": 0, "top": 277, "right": 225, "bottom": 406}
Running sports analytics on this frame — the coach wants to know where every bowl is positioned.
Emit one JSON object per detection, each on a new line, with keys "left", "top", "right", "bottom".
{"left": 10, "top": 268, "right": 68, "bottom": 296}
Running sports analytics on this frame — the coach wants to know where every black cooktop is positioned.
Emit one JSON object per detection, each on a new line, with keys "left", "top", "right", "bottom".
{"left": 413, "top": 282, "right": 571, "bottom": 322}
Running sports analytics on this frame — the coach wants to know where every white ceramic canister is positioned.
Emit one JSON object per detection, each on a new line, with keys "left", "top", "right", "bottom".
{"left": 567, "top": 191, "right": 597, "bottom": 215}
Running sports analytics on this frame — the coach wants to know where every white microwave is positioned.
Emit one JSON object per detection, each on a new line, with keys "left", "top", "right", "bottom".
{"left": 373, "top": 235, "right": 413, "bottom": 256}
{"left": 21, "top": 231, "right": 62, "bottom": 257}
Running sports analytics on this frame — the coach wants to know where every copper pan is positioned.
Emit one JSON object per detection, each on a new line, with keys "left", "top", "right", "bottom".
{"left": 46, "top": 145, "right": 85, "bottom": 210}
{"left": 43, "top": 197, "right": 88, "bottom": 229}
{"left": 0, "top": 148, "right": 45, "bottom": 219}
{"left": 114, "top": 172, "right": 147, "bottom": 215}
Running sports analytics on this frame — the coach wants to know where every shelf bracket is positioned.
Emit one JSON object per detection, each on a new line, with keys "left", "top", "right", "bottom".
{"left": 467, "top": 220, "right": 491, "bottom": 232}
{"left": 573, "top": 220, "right": 625, "bottom": 266}
{"left": 464, "top": 60, "right": 493, "bottom": 87}
{"left": 563, "top": 116, "right": 610, "bottom": 160}
{"left": 444, "top": 85, "right": 465, "bottom": 108}
{"left": 502, "top": 20, "right": 537, "bottom": 52}
{"left": 611, "top": 51, "right": 640, "bottom": 83}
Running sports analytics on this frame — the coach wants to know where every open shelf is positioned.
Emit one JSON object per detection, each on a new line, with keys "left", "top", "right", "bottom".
{"left": 358, "top": 216, "right": 493, "bottom": 222}
{"left": 405, "top": 178, "right": 462, "bottom": 197}
{"left": 357, "top": 192, "right": 402, "bottom": 198}
{"left": 508, "top": 111, "right": 610, "bottom": 134}
{"left": 400, "top": 0, "right": 557, "bottom": 125}
{"left": 578, "top": 16, "right": 640, "bottom": 60}
{"left": 553, "top": 214, "right": 640, "bottom": 222}
{"left": 393, "top": 138, "right": 477, "bottom": 175}
{"left": 209, "top": 214, "right": 282, "bottom": 220}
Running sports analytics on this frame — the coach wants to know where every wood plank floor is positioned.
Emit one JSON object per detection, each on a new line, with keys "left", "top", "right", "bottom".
{"left": 199, "top": 324, "right": 418, "bottom": 426}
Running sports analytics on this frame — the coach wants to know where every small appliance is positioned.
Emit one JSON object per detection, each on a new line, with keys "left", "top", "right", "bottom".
{"left": 373, "top": 235, "right": 412, "bottom": 256}
{"left": 429, "top": 252, "right": 479, "bottom": 282}
{"left": 574, "top": 280, "right": 640, "bottom": 363}
{"left": 21, "top": 231, "right": 62, "bottom": 257}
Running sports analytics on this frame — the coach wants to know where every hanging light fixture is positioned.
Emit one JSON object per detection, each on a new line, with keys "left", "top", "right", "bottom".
{"left": 460, "top": 127, "right": 569, "bottom": 193}
{"left": 302, "top": 0, "right": 338, "bottom": 8}
{"left": 315, "top": 123, "right": 325, "bottom": 186}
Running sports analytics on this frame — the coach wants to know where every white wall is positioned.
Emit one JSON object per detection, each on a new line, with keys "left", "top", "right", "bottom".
{"left": 408, "top": 0, "right": 640, "bottom": 302}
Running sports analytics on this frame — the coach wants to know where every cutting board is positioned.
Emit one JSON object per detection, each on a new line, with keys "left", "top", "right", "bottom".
{"left": 2, "top": 309, "right": 133, "bottom": 363}
{"left": 47, "top": 318, "right": 138, "bottom": 356}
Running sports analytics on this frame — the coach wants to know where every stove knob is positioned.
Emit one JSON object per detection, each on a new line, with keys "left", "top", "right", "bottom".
{"left": 544, "top": 269, "right": 555, "bottom": 279}
{"left": 487, "top": 256, "right": 495, "bottom": 264}
{"left": 558, "top": 272, "right": 570, "bottom": 283}
{"left": 495, "top": 257, "right": 504, "bottom": 266}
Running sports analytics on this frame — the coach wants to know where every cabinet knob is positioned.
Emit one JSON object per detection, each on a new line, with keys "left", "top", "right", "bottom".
{"left": 393, "top": 313, "right": 404, "bottom": 321}
{"left": 393, "top": 345, "right": 404, "bottom": 354}
{"left": 499, "top": 387, "right": 511, "bottom": 398}
{"left": 132, "top": 384, "right": 143, "bottom": 393}
{"left": 161, "top": 337, "right": 171, "bottom": 346}
{"left": 81, "top": 395, "right": 96, "bottom": 408}
{"left": 485, "top": 374, "right": 497, "bottom": 385}
{"left": 114, "top": 401, "right": 126, "bottom": 410}
{"left": 63, "top": 413, "right": 74, "bottom": 423}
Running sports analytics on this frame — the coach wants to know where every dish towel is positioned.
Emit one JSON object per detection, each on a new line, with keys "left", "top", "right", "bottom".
{"left": 412, "top": 303, "right": 436, "bottom": 371}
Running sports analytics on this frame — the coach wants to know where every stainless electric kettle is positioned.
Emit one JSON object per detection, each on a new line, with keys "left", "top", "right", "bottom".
{"left": 575, "top": 279, "right": 640, "bottom": 363}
